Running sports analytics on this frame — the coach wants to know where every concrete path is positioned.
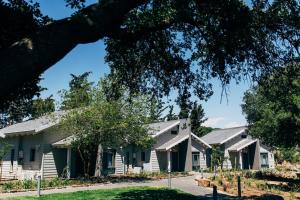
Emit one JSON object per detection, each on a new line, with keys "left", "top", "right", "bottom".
{"left": 0, "top": 175, "right": 237, "bottom": 199}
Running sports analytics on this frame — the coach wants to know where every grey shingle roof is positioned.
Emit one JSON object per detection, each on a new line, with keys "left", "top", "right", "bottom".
{"left": 0, "top": 111, "right": 65, "bottom": 137}
{"left": 147, "top": 120, "right": 180, "bottom": 137}
{"left": 155, "top": 132, "right": 189, "bottom": 151}
{"left": 201, "top": 126, "right": 247, "bottom": 145}
{"left": 227, "top": 138, "right": 256, "bottom": 152}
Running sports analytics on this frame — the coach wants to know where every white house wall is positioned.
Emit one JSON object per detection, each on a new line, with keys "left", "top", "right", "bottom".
{"left": 260, "top": 145, "right": 275, "bottom": 169}
{"left": 191, "top": 140, "right": 207, "bottom": 169}
{"left": 223, "top": 134, "right": 245, "bottom": 169}
{"left": 0, "top": 137, "right": 19, "bottom": 180}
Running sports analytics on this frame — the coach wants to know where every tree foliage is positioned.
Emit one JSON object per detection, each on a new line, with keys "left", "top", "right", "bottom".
{"left": 242, "top": 63, "right": 300, "bottom": 148}
{"left": 190, "top": 101, "right": 213, "bottom": 137}
{"left": 60, "top": 74, "right": 153, "bottom": 176}
{"left": 1, "top": 0, "right": 300, "bottom": 106}
{"left": 59, "top": 72, "right": 93, "bottom": 110}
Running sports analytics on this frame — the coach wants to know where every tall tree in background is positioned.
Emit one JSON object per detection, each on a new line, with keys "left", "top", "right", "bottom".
{"left": 1, "top": 0, "right": 300, "bottom": 110}
{"left": 148, "top": 97, "right": 167, "bottom": 122}
{"left": 165, "top": 105, "right": 178, "bottom": 121}
{"left": 242, "top": 63, "right": 300, "bottom": 148}
{"left": 190, "top": 101, "right": 213, "bottom": 137}
{"left": 177, "top": 87, "right": 192, "bottom": 119}
{"left": 31, "top": 96, "right": 55, "bottom": 119}
{"left": 60, "top": 72, "right": 93, "bottom": 110}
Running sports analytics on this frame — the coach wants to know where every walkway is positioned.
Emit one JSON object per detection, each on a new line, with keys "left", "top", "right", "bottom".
{"left": 0, "top": 175, "right": 237, "bottom": 199}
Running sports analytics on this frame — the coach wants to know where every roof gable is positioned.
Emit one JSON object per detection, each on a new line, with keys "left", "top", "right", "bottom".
{"left": 201, "top": 126, "right": 247, "bottom": 145}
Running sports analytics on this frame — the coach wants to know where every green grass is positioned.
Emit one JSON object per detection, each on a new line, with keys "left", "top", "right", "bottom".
{"left": 8, "top": 187, "right": 198, "bottom": 200}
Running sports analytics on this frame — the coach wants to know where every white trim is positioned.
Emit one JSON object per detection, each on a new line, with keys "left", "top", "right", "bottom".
{"left": 191, "top": 133, "right": 212, "bottom": 148}
{"left": 220, "top": 129, "right": 246, "bottom": 145}
{"left": 236, "top": 139, "right": 257, "bottom": 152}
{"left": 152, "top": 121, "right": 180, "bottom": 138}
{"left": 165, "top": 135, "right": 189, "bottom": 151}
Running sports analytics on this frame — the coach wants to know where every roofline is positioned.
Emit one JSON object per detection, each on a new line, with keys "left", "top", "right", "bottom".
{"left": 152, "top": 121, "right": 180, "bottom": 138}
{"left": 4, "top": 130, "right": 35, "bottom": 137}
{"left": 191, "top": 133, "right": 212, "bottom": 148}
{"left": 164, "top": 134, "right": 189, "bottom": 151}
{"left": 220, "top": 129, "right": 246, "bottom": 145}
{"left": 236, "top": 139, "right": 257, "bottom": 151}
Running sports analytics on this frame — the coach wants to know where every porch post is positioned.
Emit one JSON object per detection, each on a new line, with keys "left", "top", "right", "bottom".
{"left": 239, "top": 151, "right": 243, "bottom": 170}
{"left": 167, "top": 150, "right": 171, "bottom": 188}
{"left": 67, "top": 147, "right": 71, "bottom": 179}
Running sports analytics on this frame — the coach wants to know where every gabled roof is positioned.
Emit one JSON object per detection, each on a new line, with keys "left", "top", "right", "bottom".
{"left": 227, "top": 138, "right": 257, "bottom": 152}
{"left": 201, "top": 126, "right": 247, "bottom": 145}
{"left": 156, "top": 132, "right": 189, "bottom": 151}
{"left": 0, "top": 111, "right": 65, "bottom": 137}
{"left": 147, "top": 120, "right": 180, "bottom": 137}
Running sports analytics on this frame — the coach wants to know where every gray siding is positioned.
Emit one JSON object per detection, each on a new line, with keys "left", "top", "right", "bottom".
{"left": 42, "top": 151, "right": 58, "bottom": 179}
{"left": 191, "top": 140, "right": 207, "bottom": 169}
{"left": 114, "top": 150, "right": 124, "bottom": 174}
{"left": 150, "top": 150, "right": 160, "bottom": 172}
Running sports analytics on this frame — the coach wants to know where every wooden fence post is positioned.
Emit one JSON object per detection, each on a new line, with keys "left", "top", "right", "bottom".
{"left": 237, "top": 175, "right": 241, "bottom": 198}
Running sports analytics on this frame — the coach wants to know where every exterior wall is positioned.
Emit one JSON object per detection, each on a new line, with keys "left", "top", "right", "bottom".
{"left": 223, "top": 134, "right": 244, "bottom": 169}
{"left": 0, "top": 137, "right": 19, "bottom": 179}
{"left": 260, "top": 145, "right": 275, "bottom": 169}
{"left": 0, "top": 126, "right": 72, "bottom": 180}
{"left": 191, "top": 140, "right": 207, "bottom": 169}
{"left": 114, "top": 149, "right": 124, "bottom": 174}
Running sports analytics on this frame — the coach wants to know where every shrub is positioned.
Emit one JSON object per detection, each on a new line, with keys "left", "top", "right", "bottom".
{"left": 22, "top": 179, "right": 35, "bottom": 189}
{"left": 2, "top": 182, "right": 13, "bottom": 191}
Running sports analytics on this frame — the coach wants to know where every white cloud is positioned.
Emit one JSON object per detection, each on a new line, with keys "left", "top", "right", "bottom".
{"left": 203, "top": 117, "right": 225, "bottom": 128}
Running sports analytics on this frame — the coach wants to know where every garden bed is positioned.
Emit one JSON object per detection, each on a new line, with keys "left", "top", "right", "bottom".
{"left": 0, "top": 171, "right": 190, "bottom": 193}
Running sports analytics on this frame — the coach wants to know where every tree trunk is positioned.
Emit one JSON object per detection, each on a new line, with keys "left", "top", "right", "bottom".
{"left": 94, "top": 144, "right": 103, "bottom": 177}
{"left": 0, "top": 0, "right": 148, "bottom": 98}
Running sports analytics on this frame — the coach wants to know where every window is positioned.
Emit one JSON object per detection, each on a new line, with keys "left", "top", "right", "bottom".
{"left": 30, "top": 148, "right": 36, "bottom": 162}
{"left": 10, "top": 149, "right": 15, "bottom": 167}
{"left": 192, "top": 152, "right": 200, "bottom": 170}
{"left": 171, "top": 130, "right": 178, "bottom": 135}
{"left": 107, "top": 152, "right": 114, "bottom": 168}
{"left": 260, "top": 153, "right": 269, "bottom": 168}
{"left": 241, "top": 134, "right": 247, "bottom": 138}
{"left": 141, "top": 152, "right": 146, "bottom": 162}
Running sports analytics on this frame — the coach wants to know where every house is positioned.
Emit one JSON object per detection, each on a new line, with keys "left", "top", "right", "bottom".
{"left": 201, "top": 126, "right": 275, "bottom": 170}
{"left": 0, "top": 115, "right": 211, "bottom": 180}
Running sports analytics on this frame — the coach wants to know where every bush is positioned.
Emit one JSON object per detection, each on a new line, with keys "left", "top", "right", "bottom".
{"left": 275, "top": 148, "right": 300, "bottom": 164}
{"left": 2, "top": 182, "right": 13, "bottom": 191}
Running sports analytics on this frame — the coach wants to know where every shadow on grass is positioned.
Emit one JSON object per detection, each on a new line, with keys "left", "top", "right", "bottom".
{"left": 114, "top": 188, "right": 200, "bottom": 200}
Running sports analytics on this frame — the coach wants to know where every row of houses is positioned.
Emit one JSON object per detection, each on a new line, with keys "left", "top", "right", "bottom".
{"left": 0, "top": 114, "right": 274, "bottom": 180}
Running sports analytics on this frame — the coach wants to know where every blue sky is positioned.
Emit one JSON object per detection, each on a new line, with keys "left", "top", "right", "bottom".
{"left": 38, "top": 0, "right": 251, "bottom": 128}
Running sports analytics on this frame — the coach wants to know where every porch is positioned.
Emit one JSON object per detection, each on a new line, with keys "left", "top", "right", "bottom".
{"left": 228, "top": 138, "right": 261, "bottom": 170}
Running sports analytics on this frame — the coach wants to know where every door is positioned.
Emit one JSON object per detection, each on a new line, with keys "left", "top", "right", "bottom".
{"left": 171, "top": 152, "right": 179, "bottom": 171}
{"left": 242, "top": 152, "right": 249, "bottom": 169}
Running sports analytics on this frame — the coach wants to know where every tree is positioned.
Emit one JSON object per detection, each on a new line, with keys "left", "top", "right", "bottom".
{"left": 1, "top": 0, "right": 300, "bottom": 107}
{"left": 242, "top": 63, "right": 300, "bottom": 148}
{"left": 148, "top": 97, "right": 167, "bottom": 122}
{"left": 165, "top": 105, "right": 178, "bottom": 121}
{"left": 31, "top": 96, "right": 55, "bottom": 119}
{"left": 190, "top": 101, "right": 213, "bottom": 137}
{"left": 59, "top": 72, "right": 93, "bottom": 110}
{"left": 177, "top": 87, "right": 192, "bottom": 119}
{"left": 60, "top": 76, "right": 153, "bottom": 177}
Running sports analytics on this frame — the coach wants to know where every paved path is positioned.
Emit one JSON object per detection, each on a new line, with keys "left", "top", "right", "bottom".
{"left": 0, "top": 175, "right": 237, "bottom": 199}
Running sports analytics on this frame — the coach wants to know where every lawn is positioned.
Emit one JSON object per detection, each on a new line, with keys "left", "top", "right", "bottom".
{"left": 8, "top": 187, "right": 199, "bottom": 200}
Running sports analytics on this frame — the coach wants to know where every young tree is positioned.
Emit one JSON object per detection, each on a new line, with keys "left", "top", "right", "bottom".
{"left": 242, "top": 63, "right": 300, "bottom": 148}
{"left": 1, "top": 0, "right": 299, "bottom": 109}
{"left": 60, "top": 77, "right": 153, "bottom": 177}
